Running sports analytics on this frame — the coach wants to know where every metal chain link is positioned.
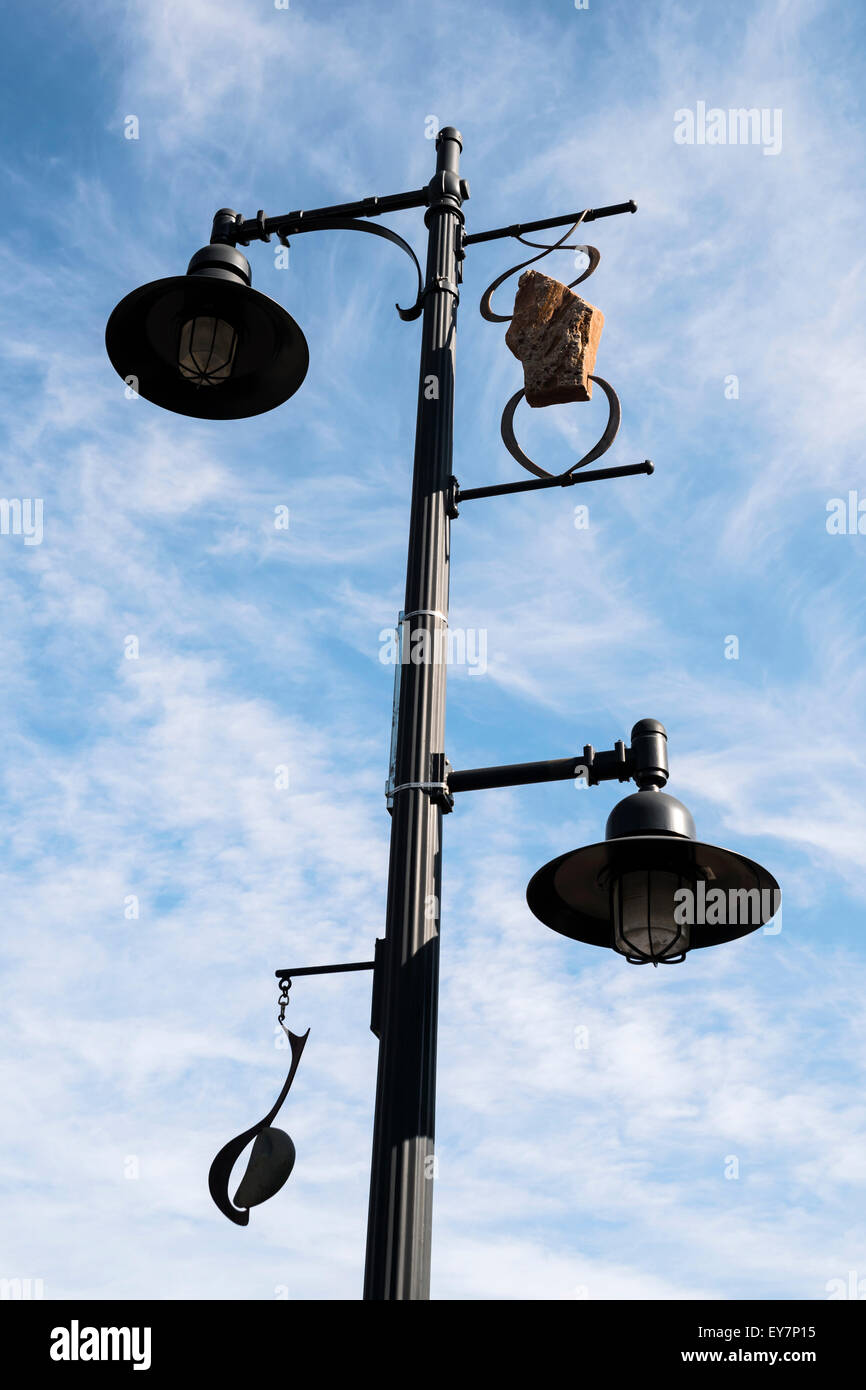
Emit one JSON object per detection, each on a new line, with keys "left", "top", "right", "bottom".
{"left": 277, "top": 977, "right": 291, "bottom": 1027}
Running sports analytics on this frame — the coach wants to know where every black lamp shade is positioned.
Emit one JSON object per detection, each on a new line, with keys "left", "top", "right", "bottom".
{"left": 527, "top": 833, "right": 779, "bottom": 954}
{"left": 527, "top": 785, "right": 780, "bottom": 961}
{"left": 105, "top": 246, "right": 309, "bottom": 419}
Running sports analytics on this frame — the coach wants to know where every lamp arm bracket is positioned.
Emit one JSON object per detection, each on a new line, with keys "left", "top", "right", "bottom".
{"left": 210, "top": 205, "right": 425, "bottom": 321}
{"left": 447, "top": 725, "right": 669, "bottom": 796}
{"left": 221, "top": 187, "right": 431, "bottom": 246}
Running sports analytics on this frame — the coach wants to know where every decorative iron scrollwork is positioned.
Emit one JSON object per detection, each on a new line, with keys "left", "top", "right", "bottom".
{"left": 278, "top": 217, "right": 425, "bottom": 321}
{"left": 501, "top": 375, "right": 621, "bottom": 480}
{"left": 479, "top": 211, "right": 600, "bottom": 323}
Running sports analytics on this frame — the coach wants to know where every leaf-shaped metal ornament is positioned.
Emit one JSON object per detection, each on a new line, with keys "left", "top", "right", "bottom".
{"left": 208, "top": 1028, "right": 309, "bottom": 1226}
{"left": 233, "top": 1127, "right": 296, "bottom": 1208}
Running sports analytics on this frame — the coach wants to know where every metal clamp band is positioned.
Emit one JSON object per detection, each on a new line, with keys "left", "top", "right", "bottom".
{"left": 401, "top": 608, "right": 449, "bottom": 624}
{"left": 421, "top": 274, "right": 460, "bottom": 305}
{"left": 388, "top": 780, "right": 450, "bottom": 797}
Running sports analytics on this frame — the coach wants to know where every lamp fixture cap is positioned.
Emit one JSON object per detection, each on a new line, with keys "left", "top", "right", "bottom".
{"left": 605, "top": 787, "right": 697, "bottom": 841}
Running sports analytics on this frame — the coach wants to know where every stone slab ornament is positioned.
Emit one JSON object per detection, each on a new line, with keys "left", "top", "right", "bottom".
{"left": 505, "top": 269, "right": 604, "bottom": 407}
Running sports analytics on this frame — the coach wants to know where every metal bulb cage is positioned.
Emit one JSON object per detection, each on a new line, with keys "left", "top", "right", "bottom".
{"left": 610, "top": 866, "right": 691, "bottom": 965}
{"left": 177, "top": 315, "right": 239, "bottom": 386}
{"left": 105, "top": 243, "right": 309, "bottom": 420}
{"left": 527, "top": 789, "right": 780, "bottom": 963}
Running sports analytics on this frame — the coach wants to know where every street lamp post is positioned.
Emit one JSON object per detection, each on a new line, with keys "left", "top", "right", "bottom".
{"left": 363, "top": 126, "right": 463, "bottom": 1300}
{"left": 105, "top": 126, "right": 780, "bottom": 1300}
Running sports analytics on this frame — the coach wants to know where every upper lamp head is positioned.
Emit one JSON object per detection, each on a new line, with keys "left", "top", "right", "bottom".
{"left": 105, "top": 237, "right": 309, "bottom": 419}
{"left": 527, "top": 773, "right": 779, "bottom": 966}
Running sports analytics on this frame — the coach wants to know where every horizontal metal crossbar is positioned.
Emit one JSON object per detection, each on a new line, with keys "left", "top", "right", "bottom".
{"left": 463, "top": 200, "right": 637, "bottom": 246}
{"left": 455, "top": 460, "right": 653, "bottom": 504}
{"left": 275, "top": 961, "right": 376, "bottom": 979}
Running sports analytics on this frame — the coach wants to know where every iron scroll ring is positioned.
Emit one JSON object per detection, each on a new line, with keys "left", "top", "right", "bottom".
{"left": 500, "top": 375, "right": 622, "bottom": 480}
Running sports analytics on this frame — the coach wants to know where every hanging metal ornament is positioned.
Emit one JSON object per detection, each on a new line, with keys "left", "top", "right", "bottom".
{"left": 208, "top": 978, "right": 309, "bottom": 1226}
{"left": 477, "top": 211, "right": 623, "bottom": 481}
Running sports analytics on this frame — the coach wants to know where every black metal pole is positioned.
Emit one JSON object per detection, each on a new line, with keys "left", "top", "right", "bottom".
{"left": 362, "top": 127, "right": 464, "bottom": 1300}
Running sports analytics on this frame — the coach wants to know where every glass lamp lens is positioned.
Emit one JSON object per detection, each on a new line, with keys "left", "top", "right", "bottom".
{"left": 612, "top": 869, "right": 689, "bottom": 964}
{"left": 178, "top": 317, "right": 238, "bottom": 386}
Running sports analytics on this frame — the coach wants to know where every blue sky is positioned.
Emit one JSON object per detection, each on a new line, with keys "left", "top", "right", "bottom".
{"left": 1, "top": 0, "right": 865, "bottom": 1300}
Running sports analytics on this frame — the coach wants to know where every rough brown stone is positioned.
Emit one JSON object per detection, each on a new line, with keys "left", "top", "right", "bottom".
{"left": 505, "top": 269, "right": 604, "bottom": 406}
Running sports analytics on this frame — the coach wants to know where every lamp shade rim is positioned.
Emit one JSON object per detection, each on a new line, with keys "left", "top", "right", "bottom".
{"left": 527, "top": 835, "right": 780, "bottom": 950}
